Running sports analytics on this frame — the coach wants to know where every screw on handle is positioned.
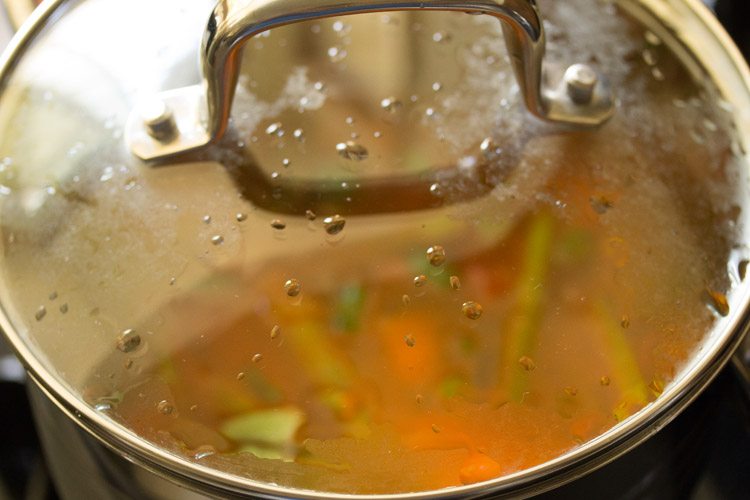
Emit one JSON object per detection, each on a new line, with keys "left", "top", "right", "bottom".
{"left": 126, "top": 0, "right": 615, "bottom": 161}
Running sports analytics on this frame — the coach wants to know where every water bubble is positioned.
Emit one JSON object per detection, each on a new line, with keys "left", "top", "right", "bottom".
{"left": 202, "top": 215, "right": 212, "bottom": 224}
{"left": 518, "top": 356, "right": 536, "bottom": 371}
{"left": 282, "top": 158, "right": 291, "bottom": 168}
{"left": 271, "top": 325, "right": 281, "bottom": 339}
{"left": 252, "top": 353, "right": 264, "bottom": 363}
{"left": 305, "top": 209, "right": 317, "bottom": 221}
{"left": 236, "top": 212, "right": 247, "bottom": 222}
{"left": 600, "top": 376, "right": 611, "bottom": 386}
{"left": 380, "top": 97, "right": 403, "bottom": 113}
{"left": 429, "top": 183, "right": 443, "bottom": 197}
{"left": 285, "top": 279, "right": 302, "bottom": 297}
{"left": 461, "top": 301, "right": 483, "bottom": 320}
{"left": 265, "top": 122, "right": 283, "bottom": 136}
{"left": 404, "top": 334, "right": 416, "bottom": 348}
{"left": 480, "top": 137, "right": 502, "bottom": 160}
{"left": 414, "top": 275, "right": 427, "bottom": 287}
{"left": 270, "top": 171, "right": 281, "bottom": 180}
{"left": 193, "top": 445, "right": 216, "bottom": 460}
{"left": 190, "top": 404, "right": 199, "bottom": 412}
{"left": 211, "top": 235, "right": 224, "bottom": 245}
{"left": 34, "top": 306, "right": 47, "bottom": 321}
{"left": 270, "top": 219, "right": 286, "bottom": 230}
{"left": 116, "top": 328, "right": 141, "bottom": 353}
{"left": 426, "top": 245, "right": 446, "bottom": 266}
{"left": 336, "top": 141, "right": 368, "bottom": 161}
{"left": 293, "top": 128, "right": 304, "bottom": 141}
{"left": 323, "top": 214, "right": 346, "bottom": 235}
{"left": 449, "top": 276, "right": 461, "bottom": 290}
{"left": 157, "top": 400, "right": 175, "bottom": 415}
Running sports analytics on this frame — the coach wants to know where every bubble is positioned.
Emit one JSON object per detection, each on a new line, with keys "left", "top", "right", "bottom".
{"left": 236, "top": 212, "right": 248, "bottom": 222}
{"left": 116, "top": 328, "right": 141, "bottom": 353}
{"left": 327, "top": 46, "right": 347, "bottom": 62}
{"left": 293, "top": 128, "right": 304, "bottom": 141}
{"left": 414, "top": 275, "right": 427, "bottom": 287}
{"left": 431, "top": 82, "right": 443, "bottom": 92}
{"left": 323, "top": 214, "right": 346, "bottom": 235}
{"left": 416, "top": 394, "right": 424, "bottom": 405}
{"left": 480, "top": 137, "right": 501, "bottom": 159}
{"left": 431, "top": 424, "right": 441, "bottom": 433}
{"left": 211, "top": 235, "right": 224, "bottom": 245}
{"left": 236, "top": 372, "right": 246, "bottom": 381}
{"left": 271, "top": 325, "right": 281, "bottom": 339}
{"left": 282, "top": 158, "right": 291, "bottom": 168}
{"left": 336, "top": 141, "right": 368, "bottom": 161}
{"left": 285, "top": 279, "right": 302, "bottom": 297}
{"left": 644, "top": 30, "right": 661, "bottom": 46}
{"left": 34, "top": 306, "right": 46, "bottom": 321}
{"left": 449, "top": 276, "right": 461, "bottom": 290}
{"left": 265, "top": 122, "right": 283, "bottom": 136}
{"left": 461, "top": 301, "right": 483, "bottom": 320}
{"left": 429, "top": 183, "right": 443, "bottom": 197}
{"left": 380, "top": 97, "right": 403, "bottom": 113}
{"left": 157, "top": 400, "right": 175, "bottom": 415}
{"left": 426, "top": 245, "right": 446, "bottom": 266}
{"left": 518, "top": 356, "right": 536, "bottom": 371}
{"left": 252, "top": 353, "right": 264, "bottom": 363}
{"left": 270, "top": 219, "right": 286, "bottom": 230}
{"left": 305, "top": 209, "right": 317, "bottom": 221}
{"left": 202, "top": 215, "right": 212, "bottom": 224}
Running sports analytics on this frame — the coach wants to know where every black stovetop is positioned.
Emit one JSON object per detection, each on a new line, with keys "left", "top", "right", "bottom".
{"left": 0, "top": 1, "right": 749, "bottom": 499}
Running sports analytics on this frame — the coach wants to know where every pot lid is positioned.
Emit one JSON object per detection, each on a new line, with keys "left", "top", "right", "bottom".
{"left": 1, "top": 0, "right": 750, "bottom": 496}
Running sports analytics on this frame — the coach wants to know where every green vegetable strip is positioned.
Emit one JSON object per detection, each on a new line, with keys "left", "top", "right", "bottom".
{"left": 593, "top": 301, "right": 649, "bottom": 417}
{"left": 500, "top": 212, "right": 555, "bottom": 402}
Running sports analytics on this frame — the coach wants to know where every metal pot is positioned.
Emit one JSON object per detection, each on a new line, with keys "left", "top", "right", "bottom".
{"left": 0, "top": 0, "right": 749, "bottom": 498}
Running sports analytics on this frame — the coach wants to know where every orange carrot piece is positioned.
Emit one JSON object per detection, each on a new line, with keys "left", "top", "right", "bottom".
{"left": 459, "top": 454, "right": 503, "bottom": 485}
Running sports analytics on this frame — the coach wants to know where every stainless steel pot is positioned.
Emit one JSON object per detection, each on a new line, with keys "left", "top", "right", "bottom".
{"left": 1, "top": 0, "right": 749, "bottom": 499}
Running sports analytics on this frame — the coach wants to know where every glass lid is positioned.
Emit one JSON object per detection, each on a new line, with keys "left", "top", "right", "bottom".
{"left": 0, "top": 0, "right": 749, "bottom": 496}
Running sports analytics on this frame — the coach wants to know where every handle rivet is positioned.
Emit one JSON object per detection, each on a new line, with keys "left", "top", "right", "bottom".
{"left": 564, "top": 64, "right": 599, "bottom": 105}
{"left": 142, "top": 99, "right": 178, "bottom": 142}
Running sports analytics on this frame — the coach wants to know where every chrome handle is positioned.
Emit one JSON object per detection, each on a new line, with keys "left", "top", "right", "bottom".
{"left": 126, "top": 0, "right": 615, "bottom": 161}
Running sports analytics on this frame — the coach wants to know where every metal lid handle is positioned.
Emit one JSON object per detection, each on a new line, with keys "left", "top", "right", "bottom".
{"left": 126, "top": 0, "right": 615, "bottom": 161}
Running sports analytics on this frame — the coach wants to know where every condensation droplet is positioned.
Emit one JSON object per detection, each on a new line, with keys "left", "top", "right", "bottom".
{"left": 336, "top": 141, "right": 368, "bottom": 161}
{"left": 641, "top": 49, "right": 657, "bottom": 66}
{"left": 34, "top": 306, "right": 46, "bottom": 321}
{"left": 620, "top": 315, "right": 630, "bottom": 329}
{"left": 404, "top": 334, "right": 416, "bottom": 347}
{"left": 270, "top": 219, "right": 286, "bottom": 230}
{"left": 293, "top": 128, "right": 304, "bottom": 141}
{"left": 157, "top": 400, "right": 174, "bottom": 415}
{"left": 431, "top": 424, "right": 441, "bottom": 433}
{"left": 49, "top": 291, "right": 58, "bottom": 301}
{"left": 426, "top": 245, "right": 446, "bottom": 266}
{"left": 265, "top": 122, "right": 283, "bottom": 136}
{"left": 282, "top": 158, "right": 291, "bottom": 167}
{"left": 323, "top": 214, "right": 346, "bottom": 235}
{"left": 432, "top": 31, "right": 451, "bottom": 43}
{"left": 59, "top": 303, "right": 69, "bottom": 314}
{"left": 416, "top": 394, "right": 424, "bottom": 405}
{"left": 202, "top": 215, "right": 212, "bottom": 224}
{"left": 285, "top": 279, "right": 302, "bottom": 297}
{"left": 236, "top": 372, "right": 246, "bottom": 381}
{"left": 327, "top": 46, "right": 347, "bottom": 62}
{"left": 600, "top": 376, "right": 611, "bottom": 386}
{"left": 707, "top": 289, "right": 730, "bottom": 317}
{"left": 431, "top": 82, "right": 442, "bottom": 92}
{"left": 648, "top": 379, "right": 664, "bottom": 396}
{"left": 94, "top": 402, "right": 112, "bottom": 412}
{"left": 564, "top": 387, "right": 578, "bottom": 397}
{"left": 644, "top": 30, "right": 661, "bottom": 46}
{"left": 252, "top": 353, "right": 264, "bottom": 363}
{"left": 518, "top": 356, "right": 536, "bottom": 371}
{"left": 449, "top": 276, "right": 461, "bottom": 290}
{"left": 461, "top": 301, "right": 483, "bottom": 320}
{"left": 380, "top": 97, "right": 402, "bottom": 113}
{"left": 211, "top": 235, "right": 224, "bottom": 245}
{"left": 429, "top": 183, "right": 443, "bottom": 197}
{"left": 236, "top": 212, "right": 247, "bottom": 222}
{"left": 193, "top": 445, "right": 216, "bottom": 460}
{"left": 116, "top": 328, "right": 141, "bottom": 353}
{"left": 402, "top": 294, "right": 411, "bottom": 306}
{"left": 305, "top": 209, "right": 317, "bottom": 221}
{"left": 373, "top": 131, "right": 382, "bottom": 139}
{"left": 414, "top": 275, "right": 427, "bottom": 287}
{"left": 271, "top": 325, "right": 281, "bottom": 339}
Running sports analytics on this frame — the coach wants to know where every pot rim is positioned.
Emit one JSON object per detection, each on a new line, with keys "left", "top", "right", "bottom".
{"left": 1, "top": 0, "right": 750, "bottom": 498}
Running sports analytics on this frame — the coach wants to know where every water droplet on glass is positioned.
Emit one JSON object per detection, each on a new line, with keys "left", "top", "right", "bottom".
{"left": 644, "top": 30, "right": 661, "bottom": 46}
{"left": 265, "top": 122, "right": 283, "bottom": 136}
{"left": 373, "top": 131, "right": 382, "bottom": 139}
{"left": 236, "top": 212, "right": 247, "bottom": 222}
{"left": 402, "top": 294, "right": 411, "bottom": 306}
{"left": 116, "top": 328, "right": 141, "bottom": 353}
{"left": 193, "top": 445, "right": 216, "bottom": 460}
{"left": 59, "top": 303, "right": 69, "bottom": 314}
{"left": 323, "top": 214, "right": 346, "bottom": 235}
{"left": 327, "top": 46, "right": 347, "bottom": 62}
{"left": 429, "top": 183, "right": 443, "bottom": 197}
{"left": 425, "top": 107, "right": 435, "bottom": 118}
{"left": 252, "top": 353, "right": 264, "bottom": 363}
{"left": 518, "top": 356, "right": 536, "bottom": 371}
{"left": 449, "top": 275, "right": 461, "bottom": 290}
{"left": 600, "top": 376, "right": 611, "bottom": 386}
{"left": 426, "top": 245, "right": 446, "bottom": 266}
{"left": 305, "top": 209, "right": 317, "bottom": 221}
{"left": 336, "top": 141, "right": 368, "bottom": 161}
{"left": 641, "top": 49, "right": 657, "bottom": 66}
{"left": 620, "top": 315, "right": 630, "bottom": 329}
{"left": 416, "top": 394, "right": 424, "bottom": 405}
{"left": 707, "top": 289, "right": 730, "bottom": 317}
{"left": 432, "top": 31, "right": 451, "bottom": 43}
{"left": 202, "top": 215, "right": 212, "bottom": 224}
{"left": 431, "top": 82, "right": 443, "bottom": 92}
{"left": 648, "top": 379, "right": 664, "bottom": 396}
{"left": 313, "top": 81, "right": 325, "bottom": 91}
{"left": 414, "top": 275, "right": 427, "bottom": 287}
{"left": 461, "top": 301, "right": 483, "bottom": 320}
{"left": 651, "top": 67, "right": 665, "bottom": 81}
{"left": 271, "top": 325, "right": 281, "bottom": 339}
{"left": 49, "top": 291, "right": 58, "bottom": 301}
{"left": 293, "top": 128, "right": 304, "bottom": 141}
{"left": 380, "top": 97, "right": 403, "bottom": 113}
{"left": 237, "top": 372, "right": 246, "bottom": 381}
{"left": 431, "top": 424, "right": 441, "bottom": 433}
{"left": 404, "top": 334, "right": 416, "bottom": 347}
{"left": 285, "top": 279, "right": 302, "bottom": 297}
{"left": 270, "top": 219, "right": 286, "bottom": 230}
{"left": 282, "top": 158, "right": 291, "bottom": 168}
{"left": 157, "top": 400, "right": 175, "bottom": 415}
{"left": 94, "top": 402, "right": 112, "bottom": 412}
{"left": 35, "top": 306, "right": 47, "bottom": 321}
{"left": 211, "top": 235, "right": 224, "bottom": 246}
{"left": 564, "top": 387, "right": 578, "bottom": 397}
